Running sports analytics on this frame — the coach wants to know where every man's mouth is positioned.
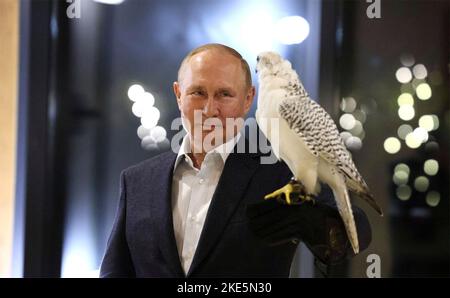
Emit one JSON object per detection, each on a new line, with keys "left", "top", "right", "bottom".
{"left": 201, "top": 125, "right": 222, "bottom": 131}
{"left": 194, "top": 123, "right": 222, "bottom": 129}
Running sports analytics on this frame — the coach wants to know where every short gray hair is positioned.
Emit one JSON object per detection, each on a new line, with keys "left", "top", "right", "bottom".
{"left": 177, "top": 43, "right": 252, "bottom": 89}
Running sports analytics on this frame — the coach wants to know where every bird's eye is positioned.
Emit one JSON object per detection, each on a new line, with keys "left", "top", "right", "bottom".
{"left": 257, "top": 56, "right": 260, "bottom": 62}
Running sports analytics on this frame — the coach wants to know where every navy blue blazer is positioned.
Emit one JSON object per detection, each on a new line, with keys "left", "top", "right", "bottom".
{"left": 100, "top": 138, "right": 371, "bottom": 277}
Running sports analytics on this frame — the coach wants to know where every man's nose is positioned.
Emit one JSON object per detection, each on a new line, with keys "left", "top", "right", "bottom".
{"left": 202, "top": 97, "right": 219, "bottom": 118}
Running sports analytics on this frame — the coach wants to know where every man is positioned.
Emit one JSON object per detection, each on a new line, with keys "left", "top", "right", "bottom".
{"left": 100, "top": 43, "right": 371, "bottom": 278}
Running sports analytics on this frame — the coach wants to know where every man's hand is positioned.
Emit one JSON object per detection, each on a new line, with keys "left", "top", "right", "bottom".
{"left": 245, "top": 195, "right": 354, "bottom": 265}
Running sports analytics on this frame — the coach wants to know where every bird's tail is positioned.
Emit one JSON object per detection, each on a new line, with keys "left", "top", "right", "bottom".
{"left": 332, "top": 185, "right": 359, "bottom": 254}
{"left": 358, "top": 191, "right": 384, "bottom": 216}
{"left": 346, "top": 177, "right": 384, "bottom": 216}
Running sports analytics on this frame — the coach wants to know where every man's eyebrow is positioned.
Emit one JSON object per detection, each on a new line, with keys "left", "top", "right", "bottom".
{"left": 186, "top": 85, "right": 205, "bottom": 91}
{"left": 216, "top": 87, "right": 236, "bottom": 93}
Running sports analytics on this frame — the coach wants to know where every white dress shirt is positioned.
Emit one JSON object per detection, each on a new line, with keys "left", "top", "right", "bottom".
{"left": 171, "top": 133, "right": 241, "bottom": 274}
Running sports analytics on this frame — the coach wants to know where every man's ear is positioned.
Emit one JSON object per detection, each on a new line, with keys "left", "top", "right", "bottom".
{"left": 173, "top": 81, "right": 182, "bottom": 110}
{"left": 244, "top": 86, "right": 256, "bottom": 114}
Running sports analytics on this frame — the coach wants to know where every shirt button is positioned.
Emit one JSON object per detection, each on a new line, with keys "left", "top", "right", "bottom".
{"left": 190, "top": 215, "right": 196, "bottom": 221}
{"left": 199, "top": 178, "right": 204, "bottom": 184}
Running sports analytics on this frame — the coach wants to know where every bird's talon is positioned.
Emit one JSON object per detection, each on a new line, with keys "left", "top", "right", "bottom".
{"left": 264, "top": 179, "right": 315, "bottom": 205}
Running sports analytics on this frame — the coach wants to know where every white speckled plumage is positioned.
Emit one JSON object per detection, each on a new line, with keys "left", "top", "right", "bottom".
{"left": 255, "top": 52, "right": 383, "bottom": 254}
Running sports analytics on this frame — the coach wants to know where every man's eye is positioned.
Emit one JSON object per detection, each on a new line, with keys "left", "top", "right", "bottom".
{"left": 221, "top": 92, "right": 231, "bottom": 97}
{"left": 192, "top": 91, "right": 204, "bottom": 96}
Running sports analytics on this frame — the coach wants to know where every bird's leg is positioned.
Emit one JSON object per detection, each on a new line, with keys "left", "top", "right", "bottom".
{"left": 264, "top": 177, "right": 315, "bottom": 205}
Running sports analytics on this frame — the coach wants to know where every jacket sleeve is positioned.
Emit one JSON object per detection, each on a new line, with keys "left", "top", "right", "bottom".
{"left": 99, "top": 171, "right": 136, "bottom": 278}
{"left": 246, "top": 183, "right": 372, "bottom": 265}
{"left": 300, "top": 184, "right": 372, "bottom": 265}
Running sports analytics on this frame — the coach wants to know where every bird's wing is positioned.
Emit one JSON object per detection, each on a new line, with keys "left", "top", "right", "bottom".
{"left": 278, "top": 96, "right": 383, "bottom": 215}
{"left": 278, "top": 96, "right": 344, "bottom": 166}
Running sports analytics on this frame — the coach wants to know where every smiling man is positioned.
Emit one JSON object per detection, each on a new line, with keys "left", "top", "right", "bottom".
{"left": 173, "top": 44, "right": 255, "bottom": 167}
{"left": 100, "top": 43, "right": 372, "bottom": 278}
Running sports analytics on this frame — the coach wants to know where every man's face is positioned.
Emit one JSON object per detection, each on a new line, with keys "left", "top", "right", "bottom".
{"left": 173, "top": 50, "right": 255, "bottom": 152}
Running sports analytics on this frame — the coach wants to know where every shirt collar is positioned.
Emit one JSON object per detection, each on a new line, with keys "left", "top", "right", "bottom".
{"left": 174, "top": 132, "right": 242, "bottom": 170}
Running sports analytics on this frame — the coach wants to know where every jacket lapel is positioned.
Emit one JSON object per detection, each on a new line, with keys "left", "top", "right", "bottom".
{"left": 149, "top": 152, "right": 186, "bottom": 277}
{"left": 187, "top": 137, "right": 262, "bottom": 276}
